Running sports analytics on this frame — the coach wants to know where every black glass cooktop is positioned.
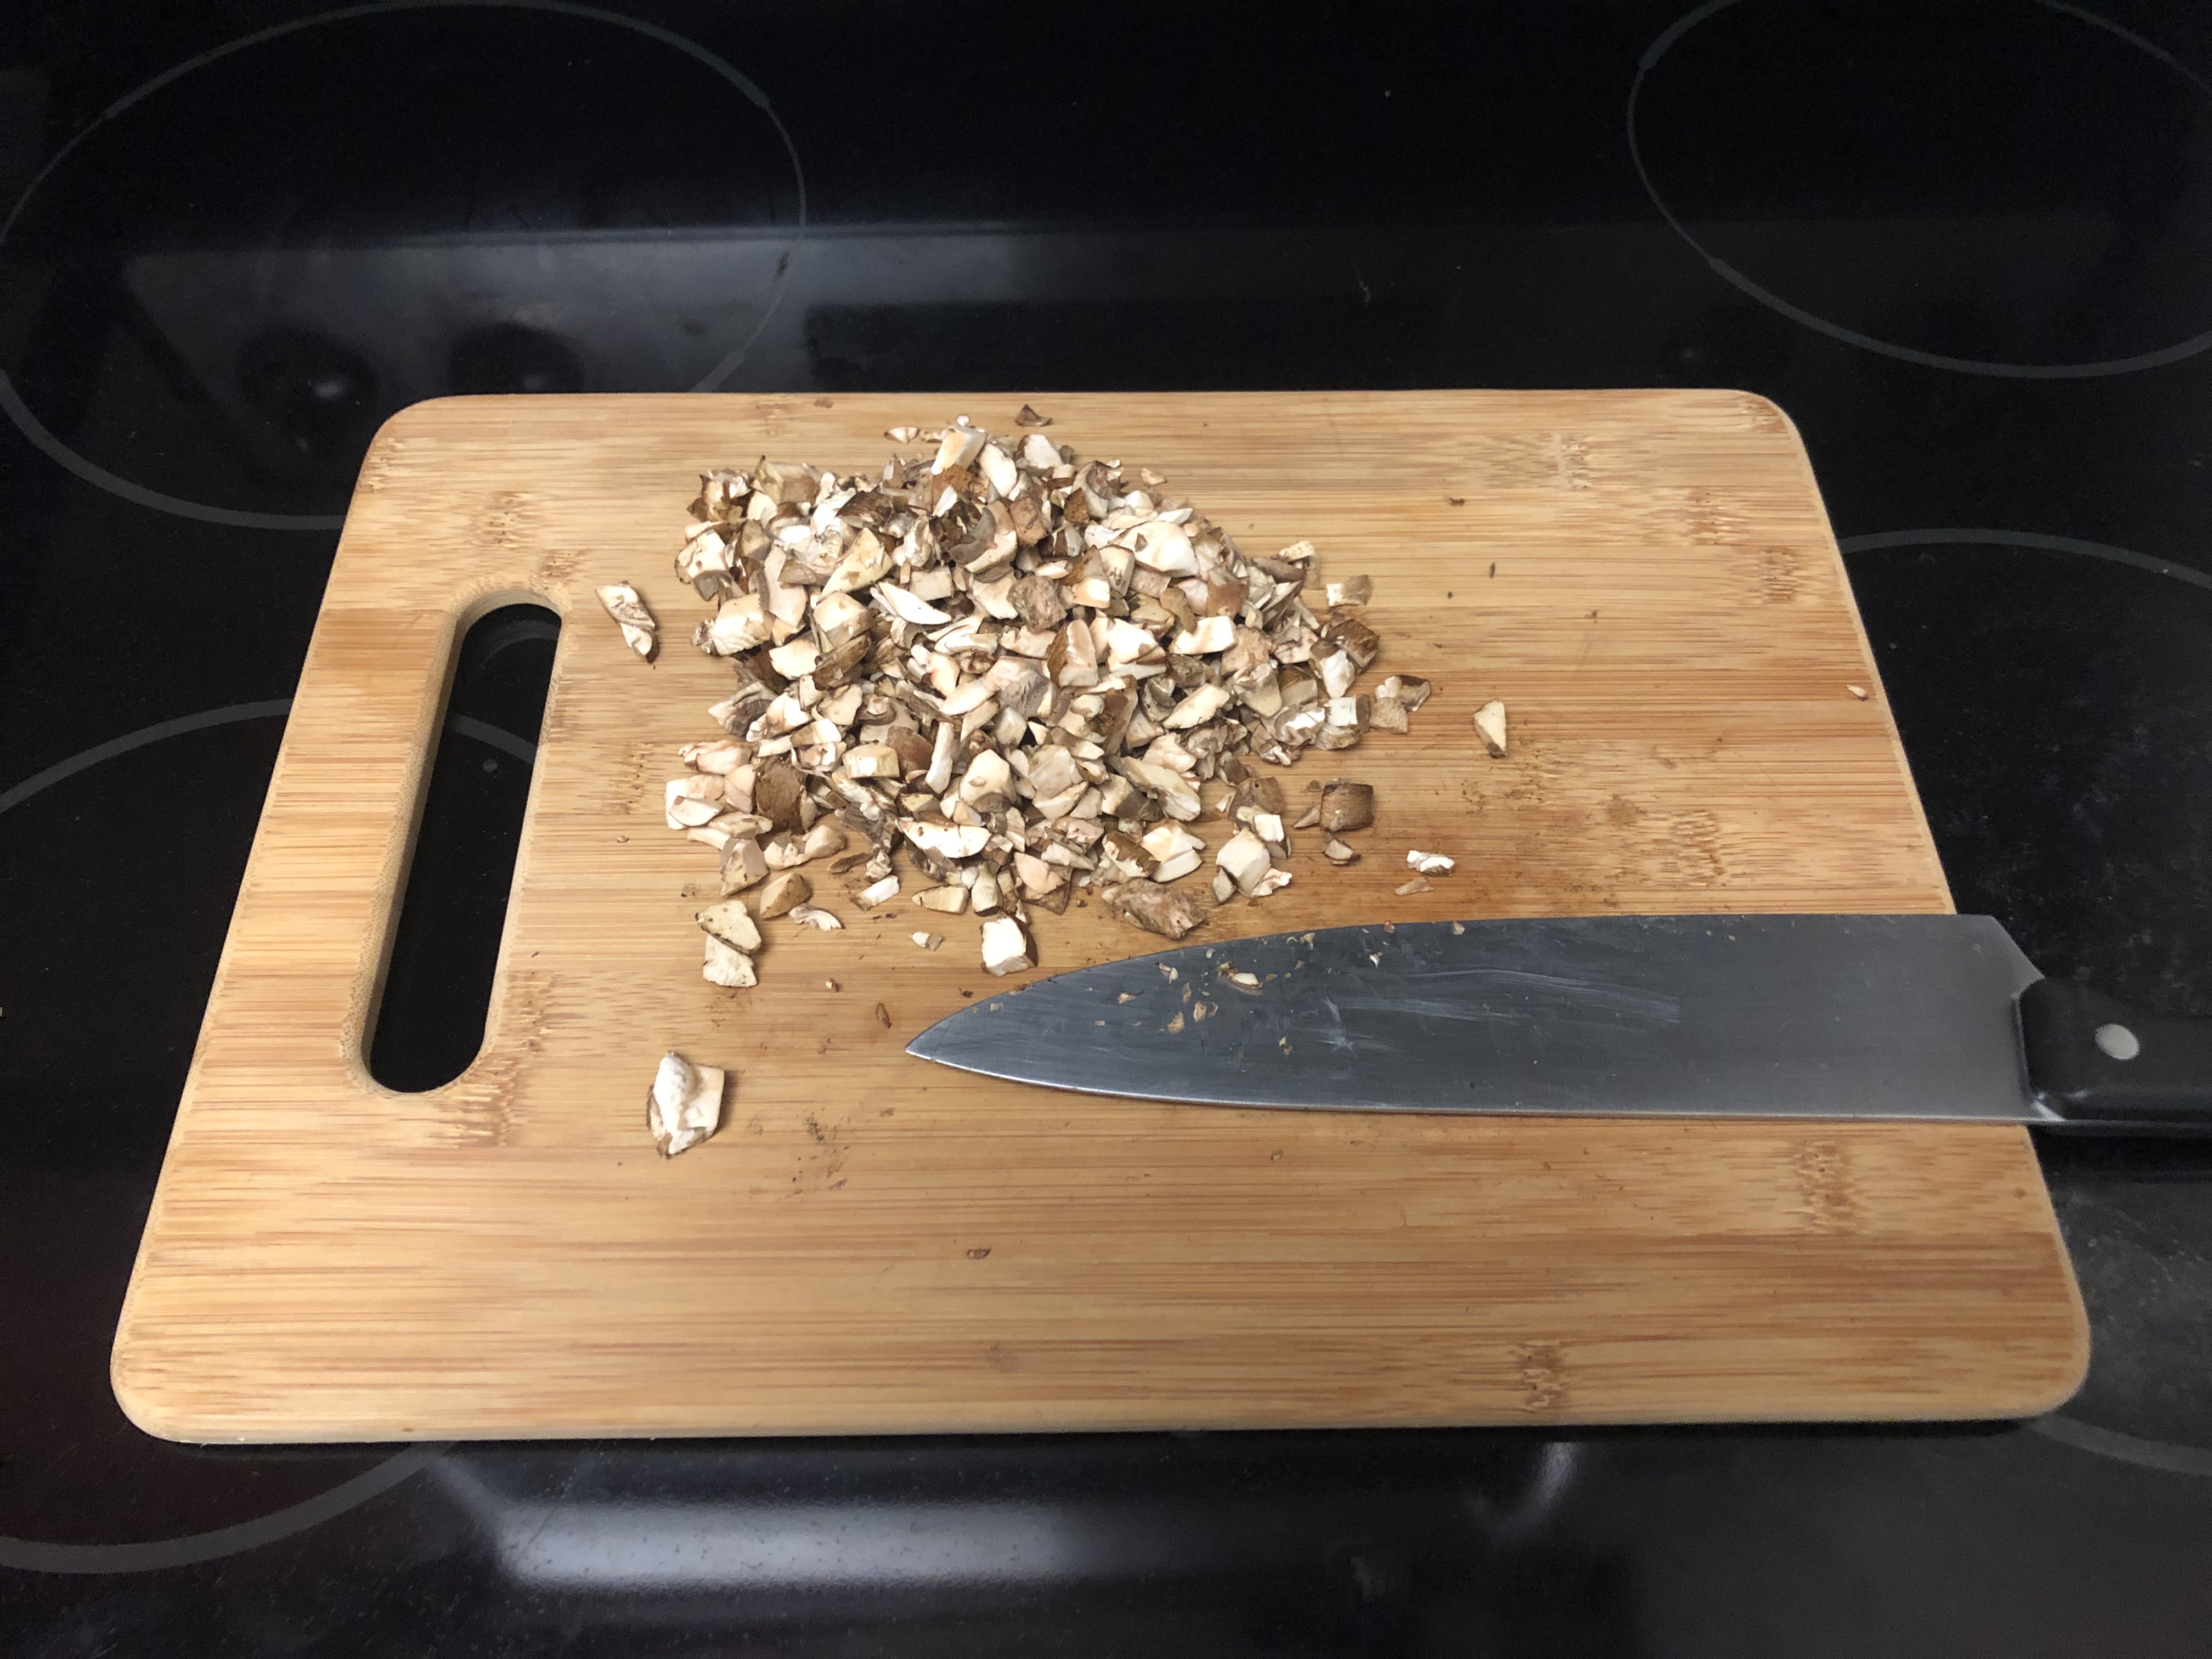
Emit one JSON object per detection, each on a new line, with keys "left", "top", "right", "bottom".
{"left": 3, "top": 1, "right": 2209, "bottom": 1651}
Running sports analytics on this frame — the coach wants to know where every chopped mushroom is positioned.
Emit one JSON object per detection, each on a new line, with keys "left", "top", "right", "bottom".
{"left": 702, "top": 935, "right": 758, "bottom": 988}
{"left": 911, "top": 930, "right": 943, "bottom": 950}
{"left": 789, "top": 904, "right": 843, "bottom": 930}
{"left": 696, "top": 897, "right": 763, "bottom": 953}
{"left": 719, "top": 837, "right": 769, "bottom": 895}
{"left": 1216, "top": 829, "right": 1273, "bottom": 896}
{"left": 647, "top": 1051, "right": 725, "bottom": 1156}
{"left": 1406, "top": 850, "right": 1455, "bottom": 875}
{"left": 1318, "top": 781, "right": 1374, "bottom": 833}
{"left": 1474, "top": 699, "right": 1509, "bottom": 757}
{"left": 1104, "top": 881, "right": 1205, "bottom": 939}
{"left": 755, "top": 871, "right": 811, "bottom": 919}
{"left": 597, "top": 582, "right": 658, "bottom": 658}
{"left": 1323, "top": 837, "right": 1358, "bottom": 864}
{"left": 636, "top": 414, "right": 1440, "bottom": 978}
{"left": 1395, "top": 876, "right": 1432, "bottom": 896}
{"left": 1376, "top": 674, "right": 1430, "bottom": 712}
{"left": 980, "top": 915, "right": 1034, "bottom": 976}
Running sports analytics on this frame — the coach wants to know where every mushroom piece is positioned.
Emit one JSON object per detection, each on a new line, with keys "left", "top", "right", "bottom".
{"left": 789, "top": 904, "right": 844, "bottom": 930}
{"left": 856, "top": 874, "right": 901, "bottom": 910}
{"left": 980, "top": 915, "right": 1034, "bottom": 976}
{"left": 1140, "top": 822, "right": 1206, "bottom": 879}
{"left": 1014, "top": 404, "right": 1052, "bottom": 427}
{"left": 1318, "top": 781, "right": 1374, "bottom": 832}
{"left": 845, "top": 744, "right": 904, "bottom": 779}
{"left": 755, "top": 871, "right": 811, "bottom": 919}
{"left": 1395, "top": 876, "right": 1432, "bottom": 896}
{"left": 680, "top": 739, "right": 749, "bottom": 774}
{"left": 1169, "top": 614, "right": 1237, "bottom": 655}
{"left": 647, "top": 1051, "right": 725, "bottom": 1157}
{"left": 699, "top": 593, "right": 771, "bottom": 656}
{"left": 911, "top": 930, "right": 944, "bottom": 950}
{"left": 1406, "top": 850, "right": 1454, "bottom": 875}
{"left": 1377, "top": 674, "right": 1431, "bottom": 712}
{"left": 1104, "top": 881, "right": 1205, "bottom": 940}
{"left": 1318, "top": 650, "right": 1358, "bottom": 700}
{"left": 1216, "top": 829, "right": 1273, "bottom": 896}
{"left": 933, "top": 424, "right": 988, "bottom": 474}
{"left": 1474, "top": 699, "right": 1509, "bottom": 758}
{"left": 597, "top": 582, "right": 658, "bottom": 658}
{"left": 696, "top": 897, "right": 764, "bottom": 953}
{"left": 957, "top": 748, "right": 1014, "bottom": 811}
{"left": 1315, "top": 695, "right": 1370, "bottom": 751}
{"left": 719, "top": 836, "right": 770, "bottom": 895}
{"left": 702, "top": 934, "right": 758, "bottom": 988}
{"left": 822, "top": 529, "right": 894, "bottom": 596}
{"left": 1323, "top": 837, "right": 1358, "bottom": 865}
{"left": 665, "top": 776, "right": 725, "bottom": 828}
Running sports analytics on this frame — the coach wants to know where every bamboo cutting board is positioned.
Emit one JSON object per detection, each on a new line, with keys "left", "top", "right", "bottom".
{"left": 114, "top": 391, "right": 2087, "bottom": 1441}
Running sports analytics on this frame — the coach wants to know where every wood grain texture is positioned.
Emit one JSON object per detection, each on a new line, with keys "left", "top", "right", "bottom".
{"left": 112, "top": 391, "right": 2087, "bottom": 1441}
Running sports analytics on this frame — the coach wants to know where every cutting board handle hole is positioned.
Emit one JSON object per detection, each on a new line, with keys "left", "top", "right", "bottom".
{"left": 368, "top": 601, "right": 558, "bottom": 1092}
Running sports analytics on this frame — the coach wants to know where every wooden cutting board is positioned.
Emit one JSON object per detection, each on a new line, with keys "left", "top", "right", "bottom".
{"left": 114, "top": 391, "right": 2087, "bottom": 1442}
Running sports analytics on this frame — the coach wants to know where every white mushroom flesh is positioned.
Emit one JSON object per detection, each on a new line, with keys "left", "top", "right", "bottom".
{"left": 1474, "top": 699, "right": 1508, "bottom": 758}
{"left": 597, "top": 582, "right": 658, "bottom": 658}
{"left": 648, "top": 1051, "right": 725, "bottom": 1156}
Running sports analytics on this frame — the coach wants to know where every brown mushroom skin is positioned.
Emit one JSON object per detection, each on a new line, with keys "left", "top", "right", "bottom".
{"left": 1318, "top": 780, "right": 1375, "bottom": 833}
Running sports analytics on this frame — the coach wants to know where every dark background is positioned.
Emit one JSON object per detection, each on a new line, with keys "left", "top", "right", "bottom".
{"left": 3, "top": 1, "right": 2210, "bottom": 1652}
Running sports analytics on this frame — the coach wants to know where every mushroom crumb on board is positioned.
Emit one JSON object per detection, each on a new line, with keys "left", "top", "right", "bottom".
{"left": 626, "top": 410, "right": 1447, "bottom": 992}
{"left": 980, "top": 915, "right": 1034, "bottom": 975}
{"left": 596, "top": 582, "right": 658, "bottom": 658}
{"left": 1473, "top": 699, "right": 1508, "bottom": 757}
{"left": 647, "top": 1051, "right": 724, "bottom": 1156}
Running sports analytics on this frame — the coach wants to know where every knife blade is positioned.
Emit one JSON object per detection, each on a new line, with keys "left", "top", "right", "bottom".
{"left": 907, "top": 915, "right": 2212, "bottom": 1133}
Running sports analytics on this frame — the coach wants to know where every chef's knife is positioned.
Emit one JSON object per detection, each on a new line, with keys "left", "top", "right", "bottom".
{"left": 907, "top": 915, "right": 2212, "bottom": 1133}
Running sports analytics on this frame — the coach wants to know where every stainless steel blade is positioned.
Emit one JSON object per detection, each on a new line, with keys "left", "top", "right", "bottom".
{"left": 906, "top": 914, "right": 2055, "bottom": 1122}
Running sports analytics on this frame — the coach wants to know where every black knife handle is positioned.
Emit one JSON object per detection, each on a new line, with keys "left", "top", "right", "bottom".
{"left": 2019, "top": 979, "right": 2212, "bottom": 1132}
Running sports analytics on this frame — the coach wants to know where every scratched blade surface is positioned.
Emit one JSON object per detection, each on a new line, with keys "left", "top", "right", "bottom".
{"left": 907, "top": 914, "right": 2052, "bottom": 1121}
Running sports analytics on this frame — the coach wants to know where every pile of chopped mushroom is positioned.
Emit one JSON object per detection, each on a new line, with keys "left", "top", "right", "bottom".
{"left": 602, "top": 412, "right": 1438, "bottom": 987}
